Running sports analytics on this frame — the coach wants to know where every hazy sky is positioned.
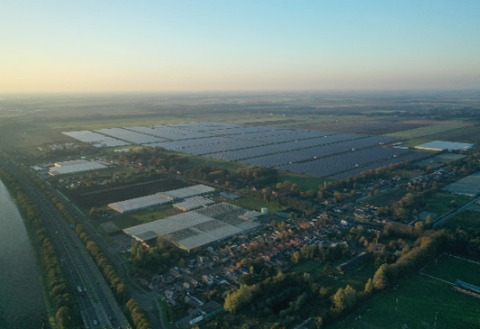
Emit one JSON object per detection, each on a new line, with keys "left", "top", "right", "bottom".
{"left": 1, "top": 1, "right": 479, "bottom": 92}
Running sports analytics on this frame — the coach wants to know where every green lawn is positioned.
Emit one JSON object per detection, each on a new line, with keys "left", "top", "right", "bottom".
{"left": 328, "top": 255, "right": 480, "bottom": 329}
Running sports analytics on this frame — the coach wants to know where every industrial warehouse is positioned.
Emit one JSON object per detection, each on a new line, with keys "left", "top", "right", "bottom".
{"left": 108, "top": 184, "right": 215, "bottom": 213}
{"left": 123, "top": 202, "right": 261, "bottom": 251}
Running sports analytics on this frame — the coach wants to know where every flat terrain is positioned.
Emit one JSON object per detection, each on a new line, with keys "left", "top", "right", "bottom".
{"left": 328, "top": 254, "right": 480, "bottom": 329}
{"left": 443, "top": 210, "right": 480, "bottom": 230}
{"left": 384, "top": 123, "right": 467, "bottom": 139}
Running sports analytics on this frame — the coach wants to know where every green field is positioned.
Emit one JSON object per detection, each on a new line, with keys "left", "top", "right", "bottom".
{"left": 328, "top": 254, "right": 480, "bottom": 329}
{"left": 444, "top": 210, "right": 480, "bottom": 230}
{"left": 384, "top": 124, "right": 462, "bottom": 139}
{"left": 291, "top": 259, "right": 376, "bottom": 292}
{"left": 277, "top": 171, "right": 329, "bottom": 191}
{"left": 232, "top": 196, "right": 285, "bottom": 213}
{"left": 423, "top": 193, "right": 471, "bottom": 217}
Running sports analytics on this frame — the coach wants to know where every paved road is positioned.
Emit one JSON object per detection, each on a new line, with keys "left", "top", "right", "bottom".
{"left": 51, "top": 177, "right": 166, "bottom": 329}
{"left": 0, "top": 154, "right": 131, "bottom": 329}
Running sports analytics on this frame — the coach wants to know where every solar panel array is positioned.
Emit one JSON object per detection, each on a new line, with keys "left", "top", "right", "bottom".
{"left": 278, "top": 148, "right": 410, "bottom": 178}
{"left": 64, "top": 122, "right": 424, "bottom": 180}
{"left": 63, "top": 131, "right": 131, "bottom": 147}
{"left": 330, "top": 152, "right": 429, "bottom": 180}
{"left": 95, "top": 128, "right": 167, "bottom": 144}
{"left": 178, "top": 139, "right": 266, "bottom": 155}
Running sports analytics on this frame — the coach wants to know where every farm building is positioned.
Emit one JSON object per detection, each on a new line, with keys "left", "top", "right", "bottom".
{"left": 108, "top": 194, "right": 171, "bottom": 213}
{"left": 158, "top": 184, "right": 215, "bottom": 201}
{"left": 415, "top": 141, "right": 474, "bottom": 151}
{"left": 123, "top": 202, "right": 260, "bottom": 251}
{"left": 173, "top": 196, "right": 214, "bottom": 211}
{"left": 48, "top": 161, "right": 107, "bottom": 176}
{"left": 54, "top": 159, "right": 90, "bottom": 167}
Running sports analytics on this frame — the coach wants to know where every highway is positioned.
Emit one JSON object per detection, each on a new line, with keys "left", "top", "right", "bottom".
{"left": 0, "top": 154, "right": 131, "bottom": 329}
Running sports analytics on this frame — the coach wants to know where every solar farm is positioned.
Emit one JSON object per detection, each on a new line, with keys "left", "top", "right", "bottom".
{"left": 123, "top": 202, "right": 261, "bottom": 251}
{"left": 63, "top": 122, "right": 429, "bottom": 179}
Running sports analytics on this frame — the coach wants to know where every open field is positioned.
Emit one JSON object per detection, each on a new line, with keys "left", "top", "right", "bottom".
{"left": 328, "top": 254, "right": 480, "bottom": 329}
{"left": 65, "top": 177, "right": 190, "bottom": 208}
{"left": 231, "top": 197, "right": 285, "bottom": 214}
{"left": 443, "top": 210, "right": 480, "bottom": 230}
{"left": 129, "top": 205, "right": 184, "bottom": 223}
{"left": 384, "top": 124, "right": 466, "bottom": 140}
{"left": 292, "top": 117, "right": 428, "bottom": 135}
{"left": 277, "top": 171, "right": 329, "bottom": 191}
{"left": 363, "top": 188, "right": 407, "bottom": 207}
{"left": 422, "top": 253, "right": 480, "bottom": 285}
{"left": 423, "top": 193, "right": 471, "bottom": 217}
{"left": 400, "top": 125, "right": 480, "bottom": 148}
{"left": 291, "top": 258, "right": 376, "bottom": 292}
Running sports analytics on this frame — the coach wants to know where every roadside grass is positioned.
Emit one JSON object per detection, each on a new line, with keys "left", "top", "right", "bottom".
{"left": 383, "top": 124, "right": 463, "bottom": 139}
{"left": 443, "top": 210, "right": 480, "bottom": 230}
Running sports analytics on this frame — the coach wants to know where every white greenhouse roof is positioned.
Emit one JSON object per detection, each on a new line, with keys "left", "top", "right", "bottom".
{"left": 108, "top": 194, "right": 171, "bottom": 213}
{"left": 123, "top": 203, "right": 260, "bottom": 251}
{"left": 54, "top": 159, "right": 89, "bottom": 167}
{"left": 173, "top": 196, "right": 214, "bottom": 211}
{"left": 159, "top": 184, "right": 215, "bottom": 200}
{"left": 415, "top": 141, "right": 474, "bottom": 151}
{"left": 48, "top": 162, "right": 107, "bottom": 176}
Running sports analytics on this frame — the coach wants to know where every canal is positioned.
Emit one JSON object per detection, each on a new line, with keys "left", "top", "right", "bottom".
{"left": 0, "top": 179, "right": 47, "bottom": 328}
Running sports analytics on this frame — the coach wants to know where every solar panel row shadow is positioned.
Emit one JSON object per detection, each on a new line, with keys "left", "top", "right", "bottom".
{"left": 278, "top": 147, "right": 409, "bottom": 177}
{"left": 330, "top": 152, "right": 428, "bottom": 180}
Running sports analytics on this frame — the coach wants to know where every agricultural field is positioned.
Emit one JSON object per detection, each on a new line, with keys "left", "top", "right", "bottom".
{"left": 276, "top": 171, "right": 328, "bottom": 191}
{"left": 230, "top": 196, "right": 285, "bottom": 214}
{"left": 423, "top": 193, "right": 471, "bottom": 217}
{"left": 64, "top": 177, "right": 190, "bottom": 208}
{"left": 443, "top": 210, "right": 480, "bottom": 231}
{"left": 292, "top": 117, "right": 427, "bottom": 135}
{"left": 364, "top": 188, "right": 407, "bottom": 207}
{"left": 291, "top": 258, "right": 376, "bottom": 292}
{"left": 384, "top": 123, "right": 467, "bottom": 140}
{"left": 328, "top": 254, "right": 480, "bottom": 329}
{"left": 400, "top": 125, "right": 480, "bottom": 148}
